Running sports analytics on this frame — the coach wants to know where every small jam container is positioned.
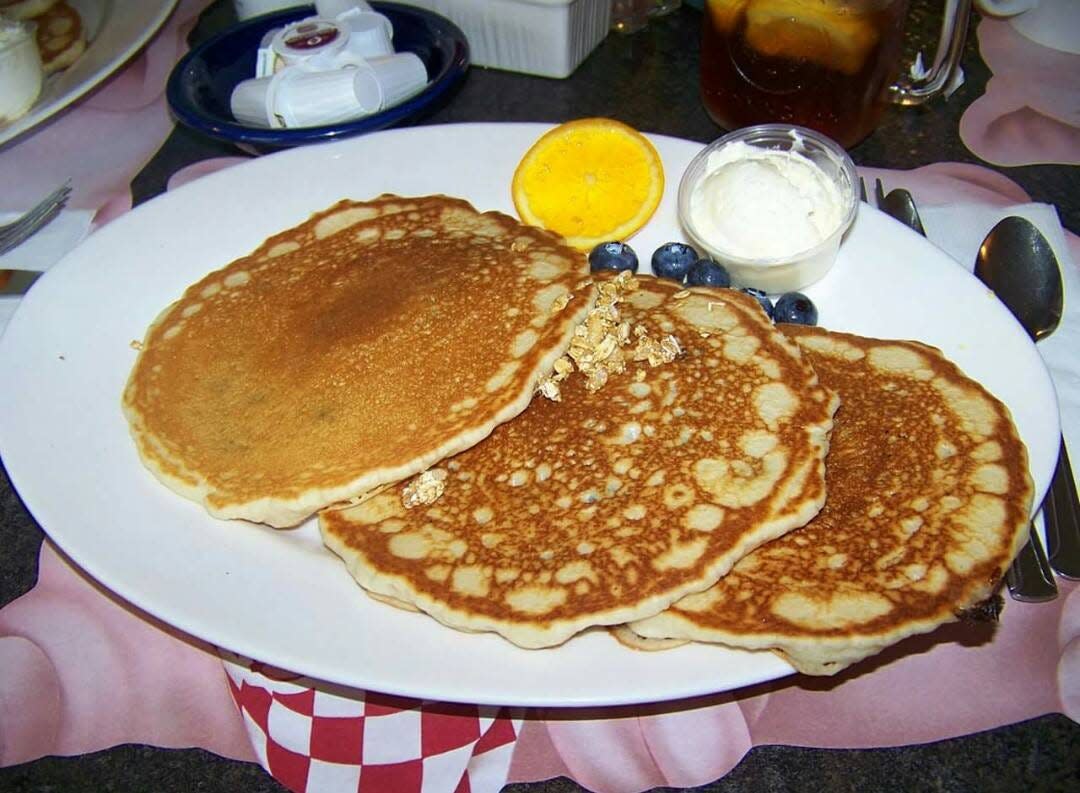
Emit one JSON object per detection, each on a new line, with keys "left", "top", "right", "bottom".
{"left": 677, "top": 124, "right": 858, "bottom": 294}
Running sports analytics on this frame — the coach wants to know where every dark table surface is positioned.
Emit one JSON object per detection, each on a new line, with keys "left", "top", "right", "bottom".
{"left": 2, "top": 2, "right": 1078, "bottom": 791}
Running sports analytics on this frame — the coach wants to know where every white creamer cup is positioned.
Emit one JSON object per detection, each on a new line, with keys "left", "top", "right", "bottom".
{"left": 230, "top": 54, "right": 428, "bottom": 129}
{"left": 265, "top": 13, "right": 393, "bottom": 72}
{"left": 677, "top": 124, "right": 858, "bottom": 295}
{"left": 315, "top": 0, "right": 374, "bottom": 18}
{"left": 339, "top": 11, "right": 395, "bottom": 58}
{"left": 232, "top": 69, "right": 320, "bottom": 128}
{"left": 229, "top": 73, "right": 277, "bottom": 127}
{"left": 271, "top": 67, "right": 374, "bottom": 127}
{"left": 232, "top": 68, "right": 339, "bottom": 129}
{"left": 233, "top": 0, "right": 304, "bottom": 21}
{"left": 352, "top": 53, "right": 427, "bottom": 114}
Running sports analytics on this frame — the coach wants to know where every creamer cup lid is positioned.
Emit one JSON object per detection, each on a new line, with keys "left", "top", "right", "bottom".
{"left": 271, "top": 17, "right": 348, "bottom": 63}
{"left": 336, "top": 11, "right": 394, "bottom": 58}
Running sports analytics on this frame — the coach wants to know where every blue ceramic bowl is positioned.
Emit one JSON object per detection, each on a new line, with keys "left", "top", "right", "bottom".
{"left": 167, "top": 2, "right": 469, "bottom": 150}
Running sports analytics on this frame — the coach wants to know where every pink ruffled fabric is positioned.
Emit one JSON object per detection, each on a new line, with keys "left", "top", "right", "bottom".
{"left": 0, "top": 0, "right": 211, "bottom": 224}
{"left": 959, "top": 18, "right": 1080, "bottom": 166}
{"left": 0, "top": 543, "right": 254, "bottom": 766}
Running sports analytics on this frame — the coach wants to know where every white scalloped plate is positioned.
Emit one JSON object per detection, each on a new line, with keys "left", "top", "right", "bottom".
{"left": 0, "top": 0, "right": 178, "bottom": 148}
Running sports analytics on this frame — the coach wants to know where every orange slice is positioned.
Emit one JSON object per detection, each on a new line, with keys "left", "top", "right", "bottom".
{"left": 511, "top": 118, "right": 665, "bottom": 251}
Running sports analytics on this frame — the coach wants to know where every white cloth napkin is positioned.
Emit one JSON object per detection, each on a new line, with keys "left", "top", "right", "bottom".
{"left": 0, "top": 210, "right": 94, "bottom": 336}
{"left": 920, "top": 202, "right": 1079, "bottom": 482}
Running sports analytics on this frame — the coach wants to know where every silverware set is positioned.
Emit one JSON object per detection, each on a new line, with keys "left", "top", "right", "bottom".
{"left": 0, "top": 182, "right": 70, "bottom": 296}
{"left": 862, "top": 175, "right": 1079, "bottom": 602}
{"left": 0, "top": 182, "right": 71, "bottom": 257}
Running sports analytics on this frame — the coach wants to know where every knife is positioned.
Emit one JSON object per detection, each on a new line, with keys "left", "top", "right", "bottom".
{"left": 0, "top": 268, "right": 43, "bottom": 296}
{"left": 1044, "top": 437, "right": 1080, "bottom": 579}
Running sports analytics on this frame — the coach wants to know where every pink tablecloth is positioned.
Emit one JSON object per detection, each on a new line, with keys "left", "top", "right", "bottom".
{"left": 0, "top": 0, "right": 215, "bottom": 220}
{"left": 959, "top": 17, "right": 1080, "bottom": 167}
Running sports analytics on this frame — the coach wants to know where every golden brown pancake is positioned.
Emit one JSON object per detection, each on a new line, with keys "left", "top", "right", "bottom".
{"left": 123, "top": 195, "right": 594, "bottom": 527}
{"left": 33, "top": 0, "right": 83, "bottom": 74}
{"left": 320, "top": 276, "right": 838, "bottom": 648}
{"left": 630, "top": 325, "right": 1034, "bottom": 675}
{"left": 608, "top": 624, "right": 688, "bottom": 652}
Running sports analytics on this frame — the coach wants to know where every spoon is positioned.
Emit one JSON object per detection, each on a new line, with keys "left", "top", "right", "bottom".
{"left": 975, "top": 217, "right": 1062, "bottom": 340}
{"left": 975, "top": 216, "right": 1069, "bottom": 601}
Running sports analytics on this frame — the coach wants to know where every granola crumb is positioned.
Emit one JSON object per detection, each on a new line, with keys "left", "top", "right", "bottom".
{"left": 402, "top": 468, "right": 448, "bottom": 508}
{"left": 537, "top": 354, "right": 574, "bottom": 401}
{"left": 537, "top": 378, "right": 562, "bottom": 401}
{"left": 632, "top": 329, "right": 684, "bottom": 367}
{"left": 538, "top": 272, "right": 684, "bottom": 398}
{"left": 566, "top": 272, "right": 638, "bottom": 390}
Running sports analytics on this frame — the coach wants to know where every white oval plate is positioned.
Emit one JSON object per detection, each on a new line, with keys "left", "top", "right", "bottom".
{"left": 0, "top": 123, "right": 1059, "bottom": 707}
{"left": 0, "top": 0, "right": 178, "bottom": 148}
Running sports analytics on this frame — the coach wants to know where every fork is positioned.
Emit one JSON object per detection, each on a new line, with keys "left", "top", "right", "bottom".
{"left": 0, "top": 182, "right": 72, "bottom": 258}
{"left": 858, "top": 175, "right": 883, "bottom": 206}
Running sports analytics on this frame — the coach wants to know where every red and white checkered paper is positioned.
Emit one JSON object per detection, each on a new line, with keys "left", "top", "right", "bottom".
{"left": 222, "top": 655, "right": 520, "bottom": 793}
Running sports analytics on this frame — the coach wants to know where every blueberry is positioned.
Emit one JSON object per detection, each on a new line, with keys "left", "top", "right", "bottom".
{"left": 740, "top": 287, "right": 774, "bottom": 319}
{"left": 685, "top": 258, "right": 731, "bottom": 288}
{"left": 588, "top": 241, "right": 638, "bottom": 273}
{"left": 651, "top": 242, "right": 697, "bottom": 282}
{"left": 773, "top": 292, "right": 818, "bottom": 326}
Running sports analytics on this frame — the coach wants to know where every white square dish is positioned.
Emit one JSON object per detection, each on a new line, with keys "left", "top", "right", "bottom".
{"left": 395, "top": 0, "right": 611, "bottom": 78}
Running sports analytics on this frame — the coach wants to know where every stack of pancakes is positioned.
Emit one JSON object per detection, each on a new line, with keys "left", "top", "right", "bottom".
{"left": 124, "top": 194, "right": 1033, "bottom": 675}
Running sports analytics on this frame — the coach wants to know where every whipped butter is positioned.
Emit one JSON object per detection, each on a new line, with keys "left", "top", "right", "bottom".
{"left": 677, "top": 125, "right": 857, "bottom": 294}
{"left": 689, "top": 140, "right": 844, "bottom": 260}
{"left": 0, "top": 15, "right": 43, "bottom": 124}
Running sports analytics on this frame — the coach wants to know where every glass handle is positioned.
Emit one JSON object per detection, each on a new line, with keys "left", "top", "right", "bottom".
{"left": 890, "top": 0, "right": 973, "bottom": 106}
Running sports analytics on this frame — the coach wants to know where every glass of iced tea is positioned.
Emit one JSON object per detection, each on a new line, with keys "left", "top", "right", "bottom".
{"left": 699, "top": 0, "right": 973, "bottom": 148}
